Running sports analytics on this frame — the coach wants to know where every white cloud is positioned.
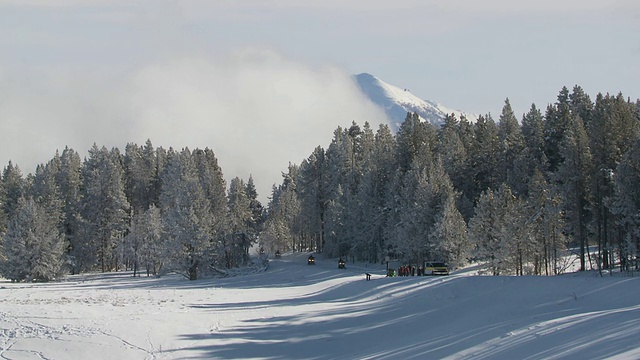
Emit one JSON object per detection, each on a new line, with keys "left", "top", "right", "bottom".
{"left": 0, "top": 49, "right": 388, "bottom": 203}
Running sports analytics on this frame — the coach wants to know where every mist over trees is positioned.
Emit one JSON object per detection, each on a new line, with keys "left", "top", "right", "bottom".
{"left": 1, "top": 85, "right": 639, "bottom": 281}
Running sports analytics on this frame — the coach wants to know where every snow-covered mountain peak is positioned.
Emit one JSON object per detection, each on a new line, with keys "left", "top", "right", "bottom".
{"left": 354, "top": 72, "right": 477, "bottom": 130}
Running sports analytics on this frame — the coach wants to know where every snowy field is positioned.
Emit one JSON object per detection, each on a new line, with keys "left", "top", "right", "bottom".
{"left": 2, "top": 253, "right": 640, "bottom": 360}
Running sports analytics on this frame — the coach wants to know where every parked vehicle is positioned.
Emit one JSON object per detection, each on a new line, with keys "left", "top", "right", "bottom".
{"left": 307, "top": 255, "right": 315, "bottom": 265}
{"left": 424, "top": 262, "right": 449, "bottom": 275}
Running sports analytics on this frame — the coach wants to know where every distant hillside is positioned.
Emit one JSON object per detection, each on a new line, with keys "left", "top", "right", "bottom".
{"left": 354, "top": 72, "right": 477, "bottom": 131}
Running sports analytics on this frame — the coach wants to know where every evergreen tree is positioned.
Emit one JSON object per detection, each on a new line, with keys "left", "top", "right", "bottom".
{"left": 160, "top": 148, "right": 214, "bottom": 280}
{"left": 431, "top": 193, "right": 469, "bottom": 268}
{"left": 0, "top": 172, "right": 5, "bottom": 236}
{"left": 610, "top": 140, "right": 640, "bottom": 271}
{"left": 245, "top": 175, "right": 265, "bottom": 238}
{"left": 525, "top": 169, "right": 568, "bottom": 275}
{"left": 124, "top": 140, "right": 156, "bottom": 215}
{"left": 2, "top": 161, "right": 25, "bottom": 232}
{"left": 395, "top": 112, "right": 437, "bottom": 174}
{"left": 456, "top": 115, "right": 478, "bottom": 220}
{"left": 590, "top": 93, "right": 640, "bottom": 269}
{"left": 438, "top": 114, "right": 468, "bottom": 199}
{"left": 471, "top": 114, "right": 500, "bottom": 198}
{"left": 127, "top": 204, "right": 165, "bottom": 276}
{"left": 556, "top": 114, "right": 593, "bottom": 271}
{"left": 1, "top": 197, "right": 65, "bottom": 282}
{"left": 469, "top": 184, "right": 528, "bottom": 275}
{"left": 497, "top": 98, "right": 525, "bottom": 193}
{"left": 55, "top": 147, "right": 83, "bottom": 273}
{"left": 298, "top": 146, "right": 328, "bottom": 252}
{"left": 226, "top": 177, "right": 253, "bottom": 267}
{"left": 349, "top": 124, "right": 395, "bottom": 262}
{"left": 544, "top": 86, "right": 572, "bottom": 172}
{"left": 79, "top": 145, "right": 130, "bottom": 272}
{"left": 262, "top": 165, "right": 301, "bottom": 253}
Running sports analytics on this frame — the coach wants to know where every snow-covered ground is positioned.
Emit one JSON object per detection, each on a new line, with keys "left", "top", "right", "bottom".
{"left": 2, "top": 253, "right": 640, "bottom": 359}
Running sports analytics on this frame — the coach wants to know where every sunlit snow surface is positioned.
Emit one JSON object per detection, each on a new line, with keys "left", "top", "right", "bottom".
{"left": 2, "top": 253, "right": 640, "bottom": 359}
{"left": 354, "top": 73, "right": 479, "bottom": 131}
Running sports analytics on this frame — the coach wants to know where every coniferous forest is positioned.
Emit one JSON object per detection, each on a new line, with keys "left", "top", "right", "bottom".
{"left": 1, "top": 86, "right": 639, "bottom": 281}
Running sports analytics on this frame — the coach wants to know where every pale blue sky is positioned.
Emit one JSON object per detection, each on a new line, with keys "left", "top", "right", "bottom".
{"left": 1, "top": 0, "right": 638, "bottom": 199}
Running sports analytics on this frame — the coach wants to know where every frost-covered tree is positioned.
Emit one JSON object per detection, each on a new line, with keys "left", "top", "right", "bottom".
{"left": 611, "top": 140, "right": 640, "bottom": 271}
{"left": 245, "top": 175, "right": 265, "bottom": 239}
{"left": 431, "top": 193, "right": 469, "bottom": 268}
{"left": 192, "top": 147, "right": 228, "bottom": 264}
{"left": 497, "top": 98, "right": 525, "bottom": 194}
{"left": 2, "top": 161, "right": 25, "bottom": 234}
{"left": 30, "top": 158, "right": 64, "bottom": 228}
{"left": 469, "top": 185, "right": 527, "bottom": 275}
{"left": 438, "top": 114, "right": 467, "bottom": 198}
{"left": 1, "top": 197, "right": 65, "bottom": 282}
{"left": 525, "top": 169, "right": 568, "bottom": 275}
{"left": 160, "top": 148, "right": 214, "bottom": 280}
{"left": 55, "top": 147, "right": 83, "bottom": 273}
{"left": 590, "top": 93, "right": 640, "bottom": 269}
{"left": 471, "top": 114, "right": 500, "bottom": 199}
{"left": 545, "top": 86, "right": 572, "bottom": 173}
{"left": 556, "top": 114, "right": 593, "bottom": 271}
{"left": 298, "top": 147, "right": 327, "bottom": 252}
{"left": 349, "top": 124, "right": 396, "bottom": 262}
{"left": 226, "top": 177, "right": 253, "bottom": 267}
{"left": 124, "top": 140, "right": 157, "bottom": 215}
{"left": 395, "top": 112, "right": 437, "bottom": 174}
{"left": 79, "top": 145, "right": 130, "bottom": 272}
{"left": 127, "top": 204, "right": 165, "bottom": 276}
{"left": 262, "top": 170, "right": 301, "bottom": 254}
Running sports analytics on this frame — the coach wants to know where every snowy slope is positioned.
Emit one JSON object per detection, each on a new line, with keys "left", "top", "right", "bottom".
{"left": 354, "top": 73, "right": 478, "bottom": 131}
{"left": 1, "top": 254, "right": 640, "bottom": 359}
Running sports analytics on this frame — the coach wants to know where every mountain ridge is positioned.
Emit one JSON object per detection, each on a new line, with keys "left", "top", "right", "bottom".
{"left": 354, "top": 72, "right": 477, "bottom": 131}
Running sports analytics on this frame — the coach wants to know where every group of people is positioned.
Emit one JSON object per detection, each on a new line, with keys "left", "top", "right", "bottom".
{"left": 397, "top": 265, "right": 425, "bottom": 277}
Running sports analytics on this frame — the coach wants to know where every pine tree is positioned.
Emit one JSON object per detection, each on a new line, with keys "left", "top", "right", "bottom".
{"left": 127, "top": 204, "right": 165, "bottom": 276}
{"left": 298, "top": 146, "right": 328, "bottom": 252}
{"left": 0, "top": 171, "right": 5, "bottom": 236}
{"left": 469, "top": 184, "right": 527, "bottom": 275}
{"left": 1, "top": 197, "right": 65, "bottom": 282}
{"left": 525, "top": 169, "right": 568, "bottom": 275}
{"left": 395, "top": 112, "right": 437, "bottom": 174}
{"left": 227, "top": 177, "right": 253, "bottom": 267}
{"left": 497, "top": 98, "right": 525, "bottom": 193}
{"left": 2, "top": 161, "right": 25, "bottom": 233}
{"left": 79, "top": 145, "right": 130, "bottom": 272}
{"left": 471, "top": 114, "right": 500, "bottom": 198}
{"left": 590, "top": 93, "right": 640, "bottom": 269}
{"left": 54, "top": 147, "right": 83, "bottom": 273}
{"left": 438, "top": 114, "right": 468, "bottom": 198}
{"left": 262, "top": 166, "right": 302, "bottom": 254}
{"left": 245, "top": 175, "right": 265, "bottom": 239}
{"left": 544, "top": 86, "right": 572, "bottom": 172}
{"left": 431, "top": 193, "right": 469, "bottom": 268}
{"left": 610, "top": 139, "right": 640, "bottom": 271}
{"left": 556, "top": 114, "right": 593, "bottom": 271}
{"left": 124, "top": 141, "right": 157, "bottom": 215}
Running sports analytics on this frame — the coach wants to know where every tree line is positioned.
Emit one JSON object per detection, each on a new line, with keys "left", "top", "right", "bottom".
{"left": 1, "top": 85, "right": 639, "bottom": 281}
{"left": 0, "top": 141, "right": 263, "bottom": 281}
{"left": 262, "top": 86, "right": 640, "bottom": 276}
